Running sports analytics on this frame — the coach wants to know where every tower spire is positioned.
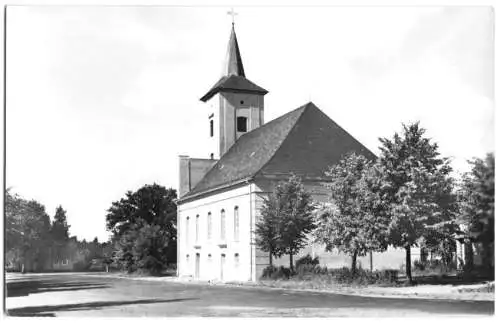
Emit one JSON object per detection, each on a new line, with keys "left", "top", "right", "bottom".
{"left": 224, "top": 10, "right": 245, "bottom": 77}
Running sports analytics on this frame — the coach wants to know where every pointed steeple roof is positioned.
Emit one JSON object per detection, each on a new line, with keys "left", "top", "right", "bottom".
{"left": 200, "top": 24, "right": 267, "bottom": 102}
{"left": 224, "top": 24, "right": 245, "bottom": 77}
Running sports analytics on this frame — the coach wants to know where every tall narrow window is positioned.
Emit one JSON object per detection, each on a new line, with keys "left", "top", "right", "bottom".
{"left": 207, "top": 212, "right": 212, "bottom": 240}
{"left": 234, "top": 253, "right": 240, "bottom": 268}
{"left": 210, "top": 120, "right": 214, "bottom": 137}
{"left": 220, "top": 209, "right": 226, "bottom": 240}
{"left": 186, "top": 217, "right": 189, "bottom": 245}
{"left": 237, "top": 117, "right": 247, "bottom": 132}
{"left": 234, "top": 206, "right": 239, "bottom": 241}
{"left": 195, "top": 215, "right": 199, "bottom": 243}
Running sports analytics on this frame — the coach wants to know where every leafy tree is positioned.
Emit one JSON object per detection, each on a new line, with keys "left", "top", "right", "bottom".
{"left": 315, "top": 153, "right": 389, "bottom": 274}
{"left": 5, "top": 190, "right": 52, "bottom": 272}
{"left": 106, "top": 183, "right": 177, "bottom": 274}
{"left": 256, "top": 175, "right": 315, "bottom": 270}
{"left": 277, "top": 175, "right": 316, "bottom": 270}
{"left": 5, "top": 189, "right": 24, "bottom": 252}
{"left": 458, "top": 153, "right": 494, "bottom": 272}
{"left": 376, "top": 122, "right": 455, "bottom": 283}
{"left": 255, "top": 194, "right": 282, "bottom": 266}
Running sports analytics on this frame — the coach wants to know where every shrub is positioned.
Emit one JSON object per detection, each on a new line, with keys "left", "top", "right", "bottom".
{"left": 413, "top": 259, "right": 455, "bottom": 275}
{"left": 328, "top": 267, "right": 354, "bottom": 283}
{"left": 73, "top": 260, "right": 90, "bottom": 272}
{"left": 295, "top": 254, "right": 320, "bottom": 269}
{"left": 261, "top": 265, "right": 292, "bottom": 280}
{"left": 295, "top": 264, "right": 315, "bottom": 278}
{"left": 315, "top": 265, "right": 329, "bottom": 275}
{"left": 326, "top": 266, "right": 399, "bottom": 285}
{"left": 413, "top": 260, "right": 426, "bottom": 271}
{"left": 261, "top": 263, "right": 400, "bottom": 286}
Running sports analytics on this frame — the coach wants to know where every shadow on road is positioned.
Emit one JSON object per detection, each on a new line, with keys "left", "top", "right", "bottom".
{"left": 7, "top": 298, "right": 199, "bottom": 317}
{"left": 7, "top": 279, "right": 111, "bottom": 298}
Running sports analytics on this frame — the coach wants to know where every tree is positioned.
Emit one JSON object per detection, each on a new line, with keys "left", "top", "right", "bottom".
{"left": 51, "top": 205, "right": 70, "bottom": 242}
{"left": 5, "top": 189, "right": 24, "bottom": 253}
{"left": 51, "top": 205, "right": 71, "bottom": 264}
{"left": 458, "top": 153, "right": 494, "bottom": 272}
{"left": 106, "top": 183, "right": 177, "bottom": 274}
{"left": 376, "top": 122, "right": 455, "bottom": 283}
{"left": 256, "top": 175, "right": 315, "bottom": 270}
{"left": 278, "top": 175, "right": 316, "bottom": 270}
{"left": 5, "top": 190, "right": 52, "bottom": 272}
{"left": 315, "top": 153, "right": 389, "bottom": 274}
{"left": 255, "top": 194, "right": 282, "bottom": 266}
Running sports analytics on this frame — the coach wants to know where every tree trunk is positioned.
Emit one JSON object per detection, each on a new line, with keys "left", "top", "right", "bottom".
{"left": 405, "top": 245, "right": 412, "bottom": 283}
{"left": 269, "top": 252, "right": 273, "bottom": 267}
{"left": 369, "top": 251, "right": 373, "bottom": 273}
{"left": 483, "top": 242, "right": 492, "bottom": 277}
{"left": 289, "top": 253, "right": 293, "bottom": 271}
{"left": 351, "top": 250, "right": 358, "bottom": 275}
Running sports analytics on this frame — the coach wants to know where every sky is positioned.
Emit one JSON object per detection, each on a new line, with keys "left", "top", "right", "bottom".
{"left": 6, "top": 6, "right": 494, "bottom": 242}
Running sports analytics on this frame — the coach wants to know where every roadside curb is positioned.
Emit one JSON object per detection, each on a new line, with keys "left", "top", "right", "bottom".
{"left": 69, "top": 272, "right": 494, "bottom": 302}
{"left": 219, "top": 282, "right": 495, "bottom": 302}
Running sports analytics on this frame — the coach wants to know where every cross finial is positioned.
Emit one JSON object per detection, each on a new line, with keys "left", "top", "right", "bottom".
{"left": 227, "top": 8, "right": 238, "bottom": 26}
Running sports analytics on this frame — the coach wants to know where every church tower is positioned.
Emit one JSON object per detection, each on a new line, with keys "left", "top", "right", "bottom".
{"left": 200, "top": 23, "right": 268, "bottom": 159}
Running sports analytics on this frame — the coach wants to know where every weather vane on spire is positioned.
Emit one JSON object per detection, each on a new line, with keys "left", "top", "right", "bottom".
{"left": 227, "top": 8, "right": 238, "bottom": 26}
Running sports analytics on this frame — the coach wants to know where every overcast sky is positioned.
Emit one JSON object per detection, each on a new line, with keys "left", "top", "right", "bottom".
{"left": 6, "top": 6, "right": 494, "bottom": 241}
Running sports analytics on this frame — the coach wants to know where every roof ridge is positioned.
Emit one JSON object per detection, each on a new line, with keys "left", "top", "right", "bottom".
{"left": 203, "top": 102, "right": 308, "bottom": 173}
{"left": 184, "top": 103, "right": 310, "bottom": 198}
{"left": 236, "top": 102, "right": 310, "bottom": 142}
{"left": 179, "top": 101, "right": 376, "bottom": 202}
{"left": 249, "top": 103, "right": 312, "bottom": 178}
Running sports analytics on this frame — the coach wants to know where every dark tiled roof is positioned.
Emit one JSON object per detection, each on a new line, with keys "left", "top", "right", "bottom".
{"left": 200, "top": 75, "right": 268, "bottom": 102}
{"left": 200, "top": 25, "right": 267, "bottom": 102}
{"left": 180, "top": 102, "right": 376, "bottom": 201}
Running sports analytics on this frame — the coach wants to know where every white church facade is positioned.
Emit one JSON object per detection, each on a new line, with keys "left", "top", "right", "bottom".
{"left": 176, "top": 23, "right": 413, "bottom": 282}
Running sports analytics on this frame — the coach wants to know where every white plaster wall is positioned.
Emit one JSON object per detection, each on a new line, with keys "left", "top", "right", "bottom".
{"left": 206, "top": 96, "right": 220, "bottom": 159}
{"left": 178, "top": 183, "right": 255, "bottom": 282}
{"left": 220, "top": 92, "right": 264, "bottom": 147}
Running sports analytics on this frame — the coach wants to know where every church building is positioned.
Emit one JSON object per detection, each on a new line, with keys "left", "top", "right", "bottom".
{"left": 176, "top": 23, "right": 383, "bottom": 282}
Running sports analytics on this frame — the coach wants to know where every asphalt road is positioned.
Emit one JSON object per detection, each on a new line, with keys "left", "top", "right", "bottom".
{"left": 5, "top": 273, "right": 494, "bottom": 317}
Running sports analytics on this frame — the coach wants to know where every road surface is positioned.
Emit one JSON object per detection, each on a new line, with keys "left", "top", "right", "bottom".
{"left": 5, "top": 273, "right": 494, "bottom": 317}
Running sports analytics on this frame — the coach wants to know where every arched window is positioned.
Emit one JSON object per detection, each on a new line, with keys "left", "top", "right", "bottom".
{"left": 207, "top": 212, "right": 212, "bottom": 240}
{"left": 220, "top": 209, "right": 226, "bottom": 240}
{"left": 195, "top": 215, "right": 199, "bottom": 243}
{"left": 234, "top": 206, "right": 239, "bottom": 241}
{"left": 237, "top": 117, "right": 247, "bottom": 132}
{"left": 210, "top": 120, "right": 214, "bottom": 137}
{"left": 186, "top": 216, "right": 189, "bottom": 245}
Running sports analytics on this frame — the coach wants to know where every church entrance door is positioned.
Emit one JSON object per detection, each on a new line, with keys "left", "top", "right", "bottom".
{"left": 220, "top": 254, "right": 226, "bottom": 281}
{"left": 195, "top": 253, "right": 200, "bottom": 279}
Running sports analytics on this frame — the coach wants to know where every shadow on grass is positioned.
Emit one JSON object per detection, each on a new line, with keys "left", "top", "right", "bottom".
{"left": 7, "top": 298, "right": 199, "bottom": 317}
{"left": 7, "top": 279, "right": 111, "bottom": 298}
